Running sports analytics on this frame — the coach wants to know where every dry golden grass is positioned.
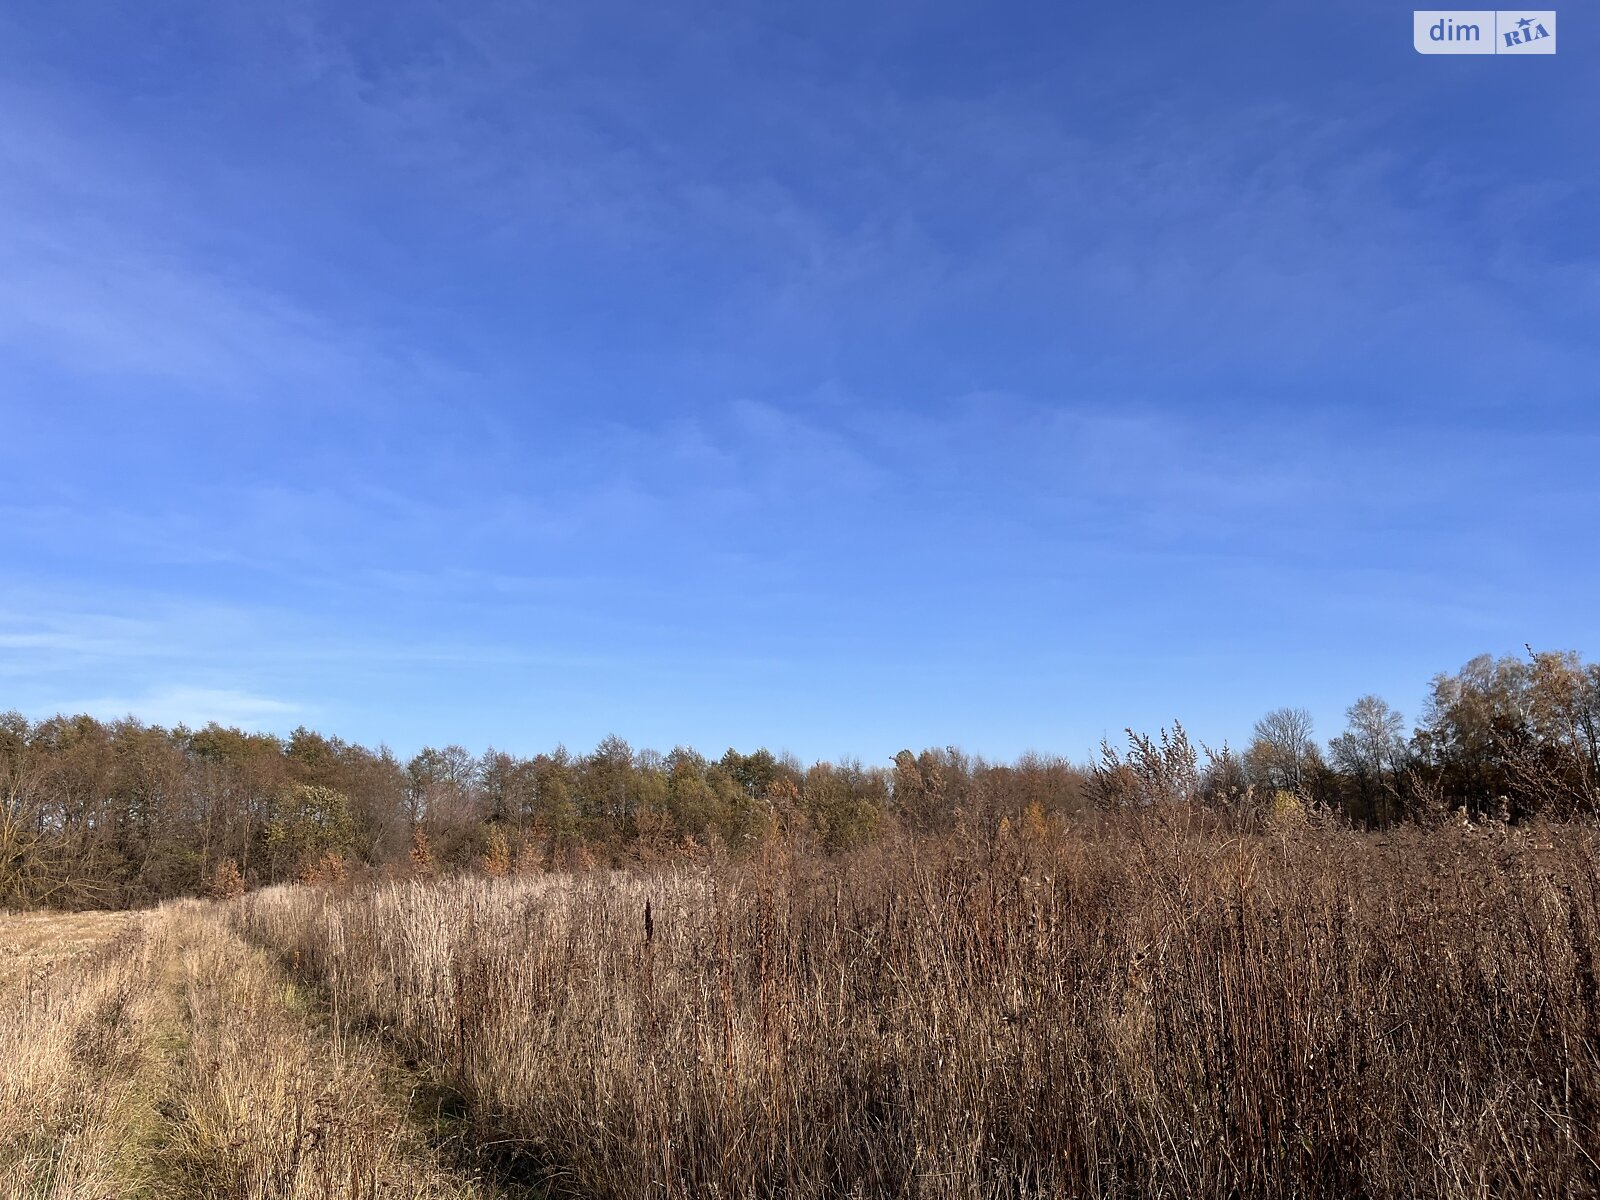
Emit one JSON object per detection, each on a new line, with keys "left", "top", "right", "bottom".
{"left": 7, "top": 816, "right": 1600, "bottom": 1199}
{"left": 154, "top": 902, "right": 489, "bottom": 1200}
{"left": 234, "top": 816, "right": 1600, "bottom": 1199}
{"left": 0, "top": 911, "right": 134, "bottom": 989}
{"left": 0, "top": 906, "right": 493, "bottom": 1200}
{"left": 0, "top": 913, "right": 161, "bottom": 1199}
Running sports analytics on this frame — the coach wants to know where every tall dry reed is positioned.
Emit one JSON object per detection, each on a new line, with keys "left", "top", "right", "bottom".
{"left": 235, "top": 816, "right": 1600, "bottom": 1199}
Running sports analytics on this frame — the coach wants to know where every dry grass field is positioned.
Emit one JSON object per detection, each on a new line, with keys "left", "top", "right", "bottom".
{"left": 0, "top": 912, "right": 133, "bottom": 984}
{"left": 228, "top": 817, "right": 1600, "bottom": 1200}
{"left": 0, "top": 903, "right": 496, "bottom": 1199}
{"left": 5, "top": 814, "right": 1600, "bottom": 1199}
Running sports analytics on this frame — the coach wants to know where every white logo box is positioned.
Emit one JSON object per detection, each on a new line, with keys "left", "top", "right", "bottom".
{"left": 1414, "top": 10, "right": 1556, "bottom": 53}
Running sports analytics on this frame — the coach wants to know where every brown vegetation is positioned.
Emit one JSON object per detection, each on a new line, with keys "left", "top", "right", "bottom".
{"left": 229, "top": 813, "right": 1600, "bottom": 1199}
{"left": 5, "top": 648, "right": 1600, "bottom": 1196}
{"left": 0, "top": 913, "right": 157, "bottom": 1196}
{"left": 5, "top": 648, "right": 1597, "bottom": 910}
{"left": 0, "top": 904, "right": 494, "bottom": 1199}
{"left": 155, "top": 902, "right": 485, "bottom": 1199}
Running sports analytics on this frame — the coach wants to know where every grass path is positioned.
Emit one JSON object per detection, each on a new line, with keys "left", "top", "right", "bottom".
{"left": 0, "top": 904, "right": 502, "bottom": 1200}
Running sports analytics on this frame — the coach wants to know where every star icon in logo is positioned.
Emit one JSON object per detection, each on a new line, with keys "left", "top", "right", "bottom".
{"left": 1517, "top": 15, "right": 1534, "bottom": 28}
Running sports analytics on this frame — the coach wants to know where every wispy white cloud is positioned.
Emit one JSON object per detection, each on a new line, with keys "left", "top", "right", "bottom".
{"left": 0, "top": 607, "right": 167, "bottom": 669}
{"left": 0, "top": 1, "right": 1593, "bottom": 761}
{"left": 0, "top": 81, "right": 468, "bottom": 406}
{"left": 8, "top": 3, "right": 1588, "bottom": 413}
{"left": 56, "top": 684, "right": 300, "bottom": 731}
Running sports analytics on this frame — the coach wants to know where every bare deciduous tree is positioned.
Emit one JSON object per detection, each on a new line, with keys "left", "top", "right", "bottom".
{"left": 1329, "top": 695, "right": 1408, "bottom": 824}
{"left": 1247, "top": 707, "right": 1318, "bottom": 795}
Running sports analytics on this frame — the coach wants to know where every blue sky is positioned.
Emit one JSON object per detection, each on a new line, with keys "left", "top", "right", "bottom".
{"left": 1, "top": 0, "right": 1596, "bottom": 763}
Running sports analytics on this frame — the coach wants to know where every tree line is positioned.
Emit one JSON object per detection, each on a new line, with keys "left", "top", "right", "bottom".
{"left": 3, "top": 649, "right": 1596, "bottom": 909}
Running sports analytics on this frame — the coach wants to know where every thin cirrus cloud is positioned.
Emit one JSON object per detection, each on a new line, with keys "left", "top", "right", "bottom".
{"left": 1, "top": 15, "right": 1588, "bottom": 418}
{"left": 55, "top": 685, "right": 301, "bottom": 732}
{"left": 0, "top": 0, "right": 1595, "bottom": 759}
{"left": 0, "top": 136, "right": 325, "bottom": 394}
{"left": 0, "top": 85, "right": 470, "bottom": 414}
